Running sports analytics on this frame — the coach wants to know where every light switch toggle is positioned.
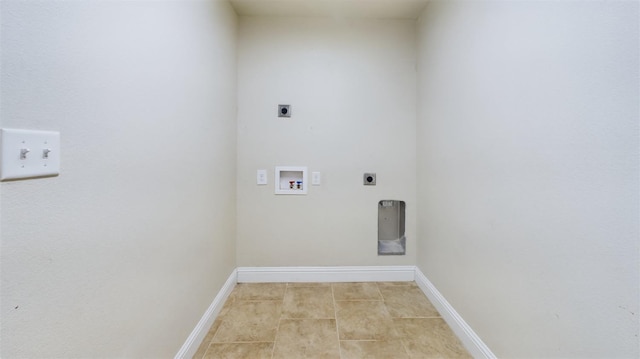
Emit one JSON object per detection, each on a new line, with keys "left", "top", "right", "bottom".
{"left": 43, "top": 149, "right": 51, "bottom": 159}
{"left": 20, "top": 148, "right": 30, "bottom": 160}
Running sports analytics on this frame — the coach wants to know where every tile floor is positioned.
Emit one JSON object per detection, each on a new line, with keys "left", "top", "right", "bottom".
{"left": 193, "top": 282, "right": 471, "bottom": 359}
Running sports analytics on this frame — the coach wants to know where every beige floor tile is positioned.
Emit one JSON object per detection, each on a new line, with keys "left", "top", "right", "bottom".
{"left": 213, "top": 301, "right": 282, "bottom": 342}
{"left": 287, "top": 282, "right": 332, "bottom": 287}
{"left": 192, "top": 340, "right": 210, "bottom": 359}
{"left": 393, "top": 318, "right": 471, "bottom": 358}
{"left": 282, "top": 286, "right": 335, "bottom": 319}
{"left": 192, "top": 319, "right": 223, "bottom": 359}
{"left": 233, "top": 283, "right": 286, "bottom": 301}
{"left": 272, "top": 319, "right": 340, "bottom": 359}
{"left": 194, "top": 282, "right": 469, "bottom": 359}
{"left": 332, "top": 282, "right": 382, "bottom": 301}
{"left": 203, "top": 342, "right": 274, "bottom": 359}
{"left": 218, "top": 296, "right": 236, "bottom": 319}
{"left": 340, "top": 340, "right": 409, "bottom": 359}
{"left": 379, "top": 285, "right": 440, "bottom": 318}
{"left": 335, "top": 301, "right": 398, "bottom": 340}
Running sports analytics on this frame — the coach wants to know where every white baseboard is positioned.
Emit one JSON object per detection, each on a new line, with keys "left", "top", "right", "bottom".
{"left": 414, "top": 267, "right": 496, "bottom": 359}
{"left": 174, "top": 269, "right": 237, "bottom": 359}
{"left": 236, "top": 266, "right": 416, "bottom": 283}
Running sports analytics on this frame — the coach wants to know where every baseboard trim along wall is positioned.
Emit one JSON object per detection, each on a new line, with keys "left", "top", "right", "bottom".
{"left": 414, "top": 267, "right": 497, "bottom": 359}
{"left": 177, "top": 266, "right": 494, "bottom": 359}
{"left": 174, "top": 269, "right": 237, "bottom": 359}
{"left": 236, "top": 265, "right": 416, "bottom": 283}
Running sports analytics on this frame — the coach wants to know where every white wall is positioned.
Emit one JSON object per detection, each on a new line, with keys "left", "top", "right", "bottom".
{"left": 0, "top": 1, "right": 237, "bottom": 357}
{"left": 236, "top": 17, "right": 417, "bottom": 267}
{"left": 416, "top": 1, "right": 639, "bottom": 358}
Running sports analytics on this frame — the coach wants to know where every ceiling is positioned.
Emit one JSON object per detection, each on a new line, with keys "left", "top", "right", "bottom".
{"left": 229, "top": 0, "right": 430, "bottom": 19}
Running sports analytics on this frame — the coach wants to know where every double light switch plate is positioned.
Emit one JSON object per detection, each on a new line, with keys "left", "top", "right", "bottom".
{"left": 1, "top": 128, "right": 60, "bottom": 181}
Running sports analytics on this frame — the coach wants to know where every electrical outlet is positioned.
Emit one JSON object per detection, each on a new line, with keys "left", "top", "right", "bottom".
{"left": 257, "top": 169, "right": 267, "bottom": 185}
{"left": 363, "top": 173, "right": 376, "bottom": 185}
{"left": 278, "top": 104, "right": 291, "bottom": 118}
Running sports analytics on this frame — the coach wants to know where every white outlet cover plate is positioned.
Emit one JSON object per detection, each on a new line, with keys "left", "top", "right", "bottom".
{"left": 257, "top": 169, "right": 267, "bottom": 185}
{"left": 312, "top": 172, "right": 321, "bottom": 185}
{"left": 1, "top": 128, "right": 60, "bottom": 181}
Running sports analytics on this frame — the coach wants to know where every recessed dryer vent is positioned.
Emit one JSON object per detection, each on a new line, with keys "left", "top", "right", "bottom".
{"left": 378, "top": 200, "right": 406, "bottom": 255}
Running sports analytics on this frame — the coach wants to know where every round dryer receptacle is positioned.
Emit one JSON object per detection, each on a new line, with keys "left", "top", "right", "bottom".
{"left": 363, "top": 173, "right": 376, "bottom": 185}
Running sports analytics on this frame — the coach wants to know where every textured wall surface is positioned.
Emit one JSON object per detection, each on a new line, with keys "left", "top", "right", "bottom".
{"left": 2, "top": 0, "right": 638, "bottom": 357}
{"left": 0, "top": 1, "right": 237, "bottom": 357}
{"left": 236, "top": 17, "right": 417, "bottom": 267}
{"left": 415, "top": 1, "right": 639, "bottom": 357}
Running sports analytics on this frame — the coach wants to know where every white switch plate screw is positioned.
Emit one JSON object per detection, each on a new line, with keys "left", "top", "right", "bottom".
{"left": 1, "top": 128, "right": 60, "bottom": 181}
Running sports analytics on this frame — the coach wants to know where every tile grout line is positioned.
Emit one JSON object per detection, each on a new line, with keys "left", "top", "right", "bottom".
{"left": 391, "top": 312, "right": 413, "bottom": 359}
{"left": 375, "top": 282, "right": 385, "bottom": 302}
{"left": 377, "top": 282, "right": 414, "bottom": 358}
{"left": 269, "top": 284, "right": 287, "bottom": 359}
{"left": 206, "top": 298, "right": 226, "bottom": 351}
{"left": 339, "top": 339, "right": 382, "bottom": 342}
{"left": 201, "top": 341, "right": 213, "bottom": 359}
{"left": 376, "top": 282, "right": 399, "bottom": 338}
{"left": 200, "top": 287, "right": 235, "bottom": 358}
{"left": 331, "top": 283, "right": 343, "bottom": 359}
